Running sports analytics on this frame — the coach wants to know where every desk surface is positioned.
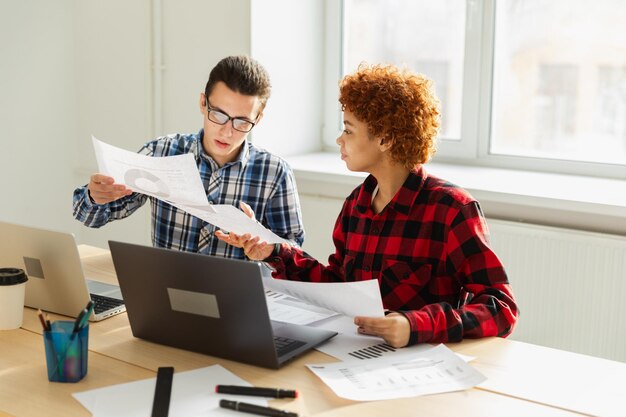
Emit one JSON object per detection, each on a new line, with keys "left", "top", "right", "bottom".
{"left": 0, "top": 328, "right": 154, "bottom": 417}
{"left": 3, "top": 245, "right": 624, "bottom": 417}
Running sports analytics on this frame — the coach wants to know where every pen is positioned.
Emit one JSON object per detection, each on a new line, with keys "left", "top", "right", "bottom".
{"left": 216, "top": 385, "right": 298, "bottom": 399}
{"left": 82, "top": 300, "right": 95, "bottom": 328}
{"left": 72, "top": 300, "right": 94, "bottom": 334}
{"left": 219, "top": 400, "right": 298, "bottom": 417}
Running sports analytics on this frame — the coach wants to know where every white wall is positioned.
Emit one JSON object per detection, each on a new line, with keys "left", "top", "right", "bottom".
{"left": 0, "top": 1, "right": 77, "bottom": 232}
{"left": 161, "top": 0, "right": 252, "bottom": 136}
{"left": 71, "top": 0, "right": 152, "bottom": 248}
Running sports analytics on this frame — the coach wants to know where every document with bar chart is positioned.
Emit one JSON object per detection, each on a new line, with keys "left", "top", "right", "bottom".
{"left": 307, "top": 344, "right": 485, "bottom": 401}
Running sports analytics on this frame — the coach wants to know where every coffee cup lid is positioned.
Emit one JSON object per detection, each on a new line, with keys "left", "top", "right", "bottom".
{"left": 0, "top": 268, "right": 28, "bottom": 285}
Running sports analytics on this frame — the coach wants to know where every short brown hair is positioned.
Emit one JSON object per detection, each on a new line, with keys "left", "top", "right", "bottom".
{"left": 205, "top": 56, "right": 272, "bottom": 110}
{"left": 339, "top": 64, "right": 440, "bottom": 169}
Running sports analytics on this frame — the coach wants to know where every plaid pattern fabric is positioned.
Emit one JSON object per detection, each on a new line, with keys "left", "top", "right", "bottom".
{"left": 268, "top": 166, "right": 518, "bottom": 344}
{"left": 73, "top": 130, "right": 304, "bottom": 259}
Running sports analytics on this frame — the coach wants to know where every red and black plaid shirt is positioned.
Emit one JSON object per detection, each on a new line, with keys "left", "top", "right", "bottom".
{"left": 268, "top": 166, "right": 518, "bottom": 345}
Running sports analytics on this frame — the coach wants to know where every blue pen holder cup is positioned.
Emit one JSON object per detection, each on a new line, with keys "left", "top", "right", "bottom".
{"left": 43, "top": 320, "right": 89, "bottom": 382}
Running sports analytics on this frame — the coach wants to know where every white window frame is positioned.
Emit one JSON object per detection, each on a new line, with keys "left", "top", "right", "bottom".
{"left": 323, "top": 0, "right": 626, "bottom": 180}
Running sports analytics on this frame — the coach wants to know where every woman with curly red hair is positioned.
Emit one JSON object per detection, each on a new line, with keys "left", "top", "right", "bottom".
{"left": 218, "top": 64, "right": 518, "bottom": 347}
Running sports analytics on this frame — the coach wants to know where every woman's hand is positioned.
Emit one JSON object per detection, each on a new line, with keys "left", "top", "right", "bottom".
{"left": 354, "top": 312, "right": 411, "bottom": 348}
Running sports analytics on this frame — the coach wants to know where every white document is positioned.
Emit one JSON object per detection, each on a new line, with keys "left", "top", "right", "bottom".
{"left": 92, "top": 136, "right": 288, "bottom": 244}
{"left": 92, "top": 136, "right": 209, "bottom": 206}
{"left": 262, "top": 277, "right": 384, "bottom": 318}
{"left": 306, "top": 344, "right": 486, "bottom": 401}
{"left": 73, "top": 365, "right": 267, "bottom": 417}
{"left": 175, "top": 202, "right": 288, "bottom": 244}
{"left": 265, "top": 290, "right": 339, "bottom": 325}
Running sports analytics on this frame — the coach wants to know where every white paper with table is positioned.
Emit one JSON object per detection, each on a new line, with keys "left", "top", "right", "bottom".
{"left": 307, "top": 344, "right": 486, "bottom": 401}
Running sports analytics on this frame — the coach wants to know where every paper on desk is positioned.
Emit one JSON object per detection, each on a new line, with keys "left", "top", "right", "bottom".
{"left": 307, "top": 344, "right": 486, "bottom": 401}
{"left": 92, "top": 136, "right": 209, "bottom": 207}
{"left": 73, "top": 364, "right": 267, "bottom": 417}
{"left": 262, "top": 277, "right": 384, "bottom": 318}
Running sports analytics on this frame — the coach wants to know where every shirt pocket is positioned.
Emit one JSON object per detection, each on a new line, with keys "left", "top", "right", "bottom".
{"left": 381, "top": 259, "right": 432, "bottom": 288}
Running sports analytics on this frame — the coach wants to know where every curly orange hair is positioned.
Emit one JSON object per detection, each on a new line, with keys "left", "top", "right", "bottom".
{"left": 339, "top": 64, "right": 440, "bottom": 169}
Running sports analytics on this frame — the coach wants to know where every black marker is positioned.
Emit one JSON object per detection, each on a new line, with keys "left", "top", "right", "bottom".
{"left": 216, "top": 385, "right": 298, "bottom": 399}
{"left": 152, "top": 366, "right": 174, "bottom": 417}
{"left": 219, "top": 399, "right": 298, "bottom": 417}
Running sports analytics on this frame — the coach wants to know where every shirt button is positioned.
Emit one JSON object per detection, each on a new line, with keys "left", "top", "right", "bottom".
{"left": 364, "top": 266, "right": 370, "bottom": 272}
{"left": 372, "top": 227, "right": 379, "bottom": 234}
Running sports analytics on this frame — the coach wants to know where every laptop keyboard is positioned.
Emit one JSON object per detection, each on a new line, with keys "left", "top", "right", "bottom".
{"left": 274, "top": 336, "right": 306, "bottom": 356}
{"left": 90, "top": 293, "right": 125, "bottom": 314}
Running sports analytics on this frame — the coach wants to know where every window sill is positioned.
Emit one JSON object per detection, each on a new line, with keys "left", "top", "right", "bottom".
{"left": 286, "top": 152, "right": 626, "bottom": 236}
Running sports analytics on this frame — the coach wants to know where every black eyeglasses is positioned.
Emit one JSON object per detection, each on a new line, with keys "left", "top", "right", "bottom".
{"left": 205, "top": 101, "right": 258, "bottom": 133}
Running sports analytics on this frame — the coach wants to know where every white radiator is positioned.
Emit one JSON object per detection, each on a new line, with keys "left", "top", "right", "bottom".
{"left": 488, "top": 219, "right": 626, "bottom": 362}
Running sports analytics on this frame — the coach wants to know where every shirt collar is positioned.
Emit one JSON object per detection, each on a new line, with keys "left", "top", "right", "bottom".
{"left": 194, "top": 129, "right": 251, "bottom": 170}
{"left": 355, "top": 166, "right": 428, "bottom": 215}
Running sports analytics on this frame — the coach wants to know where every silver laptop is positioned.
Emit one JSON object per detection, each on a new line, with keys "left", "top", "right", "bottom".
{"left": 108, "top": 240, "right": 337, "bottom": 369}
{"left": 0, "top": 221, "right": 125, "bottom": 321}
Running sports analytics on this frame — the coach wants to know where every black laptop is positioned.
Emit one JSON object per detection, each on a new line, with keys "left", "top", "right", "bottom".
{"left": 108, "top": 241, "right": 337, "bottom": 369}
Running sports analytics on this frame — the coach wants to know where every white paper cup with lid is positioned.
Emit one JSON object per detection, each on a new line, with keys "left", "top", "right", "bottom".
{"left": 0, "top": 268, "right": 29, "bottom": 330}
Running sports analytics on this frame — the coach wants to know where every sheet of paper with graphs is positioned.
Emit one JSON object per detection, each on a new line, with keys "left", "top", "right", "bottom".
{"left": 92, "top": 136, "right": 287, "bottom": 244}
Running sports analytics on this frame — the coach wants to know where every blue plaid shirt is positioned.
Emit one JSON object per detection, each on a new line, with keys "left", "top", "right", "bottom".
{"left": 73, "top": 130, "right": 305, "bottom": 259}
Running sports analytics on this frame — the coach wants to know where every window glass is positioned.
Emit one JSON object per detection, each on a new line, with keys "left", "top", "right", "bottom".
{"left": 344, "top": 0, "right": 466, "bottom": 140}
{"left": 491, "top": 0, "right": 626, "bottom": 165}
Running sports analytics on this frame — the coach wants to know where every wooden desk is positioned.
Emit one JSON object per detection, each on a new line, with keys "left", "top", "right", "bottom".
{"left": 10, "top": 245, "right": 624, "bottom": 416}
{"left": 453, "top": 337, "right": 626, "bottom": 417}
{"left": 0, "top": 328, "right": 154, "bottom": 417}
{"left": 14, "top": 311, "right": 581, "bottom": 417}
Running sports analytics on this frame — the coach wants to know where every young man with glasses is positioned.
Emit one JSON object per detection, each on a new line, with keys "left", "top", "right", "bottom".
{"left": 73, "top": 55, "right": 304, "bottom": 259}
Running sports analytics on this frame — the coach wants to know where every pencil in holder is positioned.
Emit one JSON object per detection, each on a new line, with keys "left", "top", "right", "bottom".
{"left": 43, "top": 320, "right": 89, "bottom": 382}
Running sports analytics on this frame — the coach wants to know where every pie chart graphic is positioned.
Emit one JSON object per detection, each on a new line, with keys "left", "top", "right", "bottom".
{"left": 124, "top": 168, "right": 170, "bottom": 198}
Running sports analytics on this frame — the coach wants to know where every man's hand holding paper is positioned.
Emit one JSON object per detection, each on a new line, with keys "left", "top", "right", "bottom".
{"left": 92, "top": 136, "right": 209, "bottom": 207}
{"left": 87, "top": 173, "right": 132, "bottom": 204}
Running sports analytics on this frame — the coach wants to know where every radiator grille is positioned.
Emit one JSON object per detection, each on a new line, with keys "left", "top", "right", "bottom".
{"left": 488, "top": 219, "right": 626, "bottom": 362}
